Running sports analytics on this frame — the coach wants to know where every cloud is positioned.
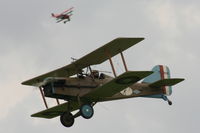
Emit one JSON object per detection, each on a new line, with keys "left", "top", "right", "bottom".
{"left": 145, "top": 0, "right": 180, "bottom": 39}
{"left": 0, "top": 46, "right": 35, "bottom": 119}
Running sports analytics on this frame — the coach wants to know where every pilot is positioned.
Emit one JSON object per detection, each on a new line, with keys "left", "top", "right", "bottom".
{"left": 91, "top": 70, "right": 99, "bottom": 79}
{"left": 99, "top": 73, "right": 105, "bottom": 79}
{"left": 77, "top": 72, "right": 85, "bottom": 79}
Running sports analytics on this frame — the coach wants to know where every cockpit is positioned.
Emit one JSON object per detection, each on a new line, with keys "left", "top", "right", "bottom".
{"left": 77, "top": 70, "right": 105, "bottom": 79}
{"left": 90, "top": 70, "right": 105, "bottom": 79}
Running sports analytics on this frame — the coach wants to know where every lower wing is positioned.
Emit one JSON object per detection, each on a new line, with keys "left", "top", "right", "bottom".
{"left": 83, "top": 71, "right": 153, "bottom": 101}
{"left": 31, "top": 101, "right": 79, "bottom": 119}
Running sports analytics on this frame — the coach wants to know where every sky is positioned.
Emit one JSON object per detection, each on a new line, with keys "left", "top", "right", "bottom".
{"left": 0, "top": 0, "right": 200, "bottom": 132}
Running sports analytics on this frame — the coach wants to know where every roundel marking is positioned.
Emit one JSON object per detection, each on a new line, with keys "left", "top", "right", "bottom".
{"left": 120, "top": 87, "right": 133, "bottom": 96}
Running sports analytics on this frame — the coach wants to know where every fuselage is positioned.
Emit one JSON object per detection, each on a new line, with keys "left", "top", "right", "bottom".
{"left": 55, "top": 14, "right": 69, "bottom": 19}
{"left": 42, "top": 74, "right": 163, "bottom": 102}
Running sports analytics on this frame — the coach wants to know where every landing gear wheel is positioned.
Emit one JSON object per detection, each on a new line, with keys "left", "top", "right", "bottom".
{"left": 80, "top": 104, "right": 94, "bottom": 119}
{"left": 168, "top": 100, "right": 172, "bottom": 105}
{"left": 60, "top": 112, "right": 74, "bottom": 127}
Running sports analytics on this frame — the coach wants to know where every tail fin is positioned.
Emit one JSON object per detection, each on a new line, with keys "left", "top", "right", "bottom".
{"left": 142, "top": 65, "right": 184, "bottom": 105}
{"left": 142, "top": 65, "right": 172, "bottom": 96}
{"left": 51, "top": 13, "right": 55, "bottom": 17}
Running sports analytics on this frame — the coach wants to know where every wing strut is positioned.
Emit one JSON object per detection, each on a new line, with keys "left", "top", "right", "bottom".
{"left": 88, "top": 66, "right": 95, "bottom": 80}
{"left": 56, "top": 99, "right": 60, "bottom": 105}
{"left": 105, "top": 49, "right": 117, "bottom": 77}
{"left": 39, "top": 87, "right": 60, "bottom": 109}
{"left": 120, "top": 51, "right": 128, "bottom": 72}
{"left": 39, "top": 87, "right": 48, "bottom": 109}
{"left": 105, "top": 49, "right": 129, "bottom": 77}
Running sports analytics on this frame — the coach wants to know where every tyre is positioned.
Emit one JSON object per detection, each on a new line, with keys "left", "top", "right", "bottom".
{"left": 60, "top": 112, "right": 74, "bottom": 127}
{"left": 80, "top": 104, "right": 94, "bottom": 119}
{"left": 168, "top": 100, "right": 172, "bottom": 105}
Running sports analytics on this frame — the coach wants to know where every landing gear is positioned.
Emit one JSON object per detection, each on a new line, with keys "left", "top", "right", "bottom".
{"left": 63, "top": 19, "right": 70, "bottom": 24}
{"left": 60, "top": 104, "right": 94, "bottom": 127}
{"left": 60, "top": 112, "right": 74, "bottom": 127}
{"left": 168, "top": 100, "right": 172, "bottom": 105}
{"left": 162, "top": 95, "right": 172, "bottom": 106}
{"left": 80, "top": 104, "right": 94, "bottom": 119}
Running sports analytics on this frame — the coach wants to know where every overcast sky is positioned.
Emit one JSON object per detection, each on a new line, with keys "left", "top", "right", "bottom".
{"left": 0, "top": 0, "right": 200, "bottom": 132}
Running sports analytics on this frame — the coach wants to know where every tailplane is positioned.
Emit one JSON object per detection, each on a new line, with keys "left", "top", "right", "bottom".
{"left": 143, "top": 65, "right": 173, "bottom": 96}
{"left": 51, "top": 13, "right": 55, "bottom": 17}
{"left": 149, "top": 78, "right": 184, "bottom": 88}
{"left": 142, "top": 65, "right": 184, "bottom": 105}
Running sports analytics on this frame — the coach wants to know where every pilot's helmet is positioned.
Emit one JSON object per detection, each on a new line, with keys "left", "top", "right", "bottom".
{"left": 92, "top": 70, "right": 99, "bottom": 78}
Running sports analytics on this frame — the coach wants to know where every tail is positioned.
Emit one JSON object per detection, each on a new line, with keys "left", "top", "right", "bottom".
{"left": 143, "top": 65, "right": 172, "bottom": 96}
{"left": 51, "top": 13, "right": 55, "bottom": 17}
{"left": 142, "top": 65, "right": 184, "bottom": 105}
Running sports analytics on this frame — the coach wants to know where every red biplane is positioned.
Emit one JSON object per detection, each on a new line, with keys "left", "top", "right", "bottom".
{"left": 51, "top": 7, "right": 74, "bottom": 24}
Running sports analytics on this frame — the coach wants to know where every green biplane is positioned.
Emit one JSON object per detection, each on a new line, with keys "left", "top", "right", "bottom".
{"left": 22, "top": 37, "right": 184, "bottom": 127}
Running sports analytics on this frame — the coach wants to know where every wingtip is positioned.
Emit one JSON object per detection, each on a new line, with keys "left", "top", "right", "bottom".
{"left": 21, "top": 81, "right": 26, "bottom": 85}
{"left": 21, "top": 80, "right": 30, "bottom": 85}
{"left": 116, "top": 37, "right": 145, "bottom": 40}
{"left": 178, "top": 78, "right": 185, "bottom": 82}
{"left": 21, "top": 80, "right": 33, "bottom": 86}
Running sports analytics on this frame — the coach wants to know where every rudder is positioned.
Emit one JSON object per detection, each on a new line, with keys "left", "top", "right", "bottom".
{"left": 143, "top": 65, "right": 172, "bottom": 96}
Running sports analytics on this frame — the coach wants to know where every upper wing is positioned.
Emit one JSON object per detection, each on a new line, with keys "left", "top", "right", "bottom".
{"left": 61, "top": 7, "right": 74, "bottom": 14}
{"left": 22, "top": 37, "right": 144, "bottom": 87}
{"left": 22, "top": 62, "right": 82, "bottom": 87}
{"left": 83, "top": 71, "right": 153, "bottom": 100}
{"left": 75, "top": 38, "right": 144, "bottom": 67}
{"left": 31, "top": 101, "right": 79, "bottom": 119}
{"left": 63, "top": 10, "right": 73, "bottom": 15}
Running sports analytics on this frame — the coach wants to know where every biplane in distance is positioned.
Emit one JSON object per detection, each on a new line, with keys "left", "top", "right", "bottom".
{"left": 22, "top": 38, "right": 184, "bottom": 127}
{"left": 51, "top": 7, "right": 73, "bottom": 23}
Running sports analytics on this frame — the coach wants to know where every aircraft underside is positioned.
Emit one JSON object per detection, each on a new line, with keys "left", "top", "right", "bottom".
{"left": 40, "top": 78, "right": 170, "bottom": 127}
